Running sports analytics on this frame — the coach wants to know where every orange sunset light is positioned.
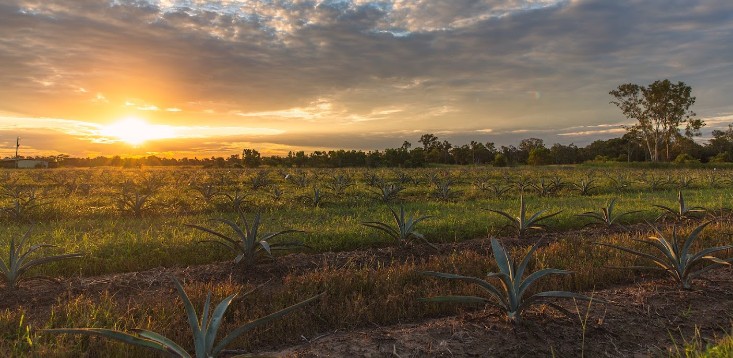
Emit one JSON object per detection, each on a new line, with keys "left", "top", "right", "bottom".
{"left": 99, "top": 117, "right": 177, "bottom": 146}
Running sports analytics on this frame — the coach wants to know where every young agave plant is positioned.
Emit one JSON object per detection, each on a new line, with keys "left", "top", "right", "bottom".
{"left": 654, "top": 191, "right": 706, "bottom": 222}
{"left": 572, "top": 178, "right": 597, "bottom": 196}
{"left": 530, "top": 179, "right": 556, "bottom": 197}
{"left": 1, "top": 227, "right": 82, "bottom": 289}
{"left": 488, "top": 195, "right": 561, "bottom": 239}
{"left": 44, "top": 276, "right": 322, "bottom": 357}
{"left": 362, "top": 206, "right": 436, "bottom": 249}
{"left": 372, "top": 183, "right": 404, "bottom": 203}
{"left": 485, "top": 182, "right": 512, "bottom": 199}
{"left": 421, "top": 238, "right": 597, "bottom": 323}
{"left": 432, "top": 180, "right": 460, "bottom": 201}
{"left": 186, "top": 212, "right": 303, "bottom": 268}
{"left": 577, "top": 198, "right": 642, "bottom": 228}
{"left": 220, "top": 190, "right": 248, "bottom": 212}
{"left": 299, "top": 187, "right": 326, "bottom": 207}
{"left": 596, "top": 221, "right": 732, "bottom": 290}
{"left": 1, "top": 186, "right": 49, "bottom": 222}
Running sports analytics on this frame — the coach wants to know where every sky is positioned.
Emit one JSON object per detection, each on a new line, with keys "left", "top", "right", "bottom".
{"left": 1, "top": 0, "right": 733, "bottom": 158}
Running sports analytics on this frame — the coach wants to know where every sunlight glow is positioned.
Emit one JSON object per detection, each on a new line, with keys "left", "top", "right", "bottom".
{"left": 100, "top": 117, "right": 177, "bottom": 145}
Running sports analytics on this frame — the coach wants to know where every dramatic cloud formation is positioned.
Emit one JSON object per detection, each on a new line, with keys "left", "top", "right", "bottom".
{"left": 1, "top": 0, "right": 732, "bottom": 157}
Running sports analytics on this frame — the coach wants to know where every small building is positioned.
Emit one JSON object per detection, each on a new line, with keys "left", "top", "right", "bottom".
{"left": 0, "top": 159, "right": 50, "bottom": 169}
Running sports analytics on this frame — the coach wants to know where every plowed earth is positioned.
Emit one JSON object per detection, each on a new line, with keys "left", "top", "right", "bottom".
{"left": 2, "top": 224, "right": 732, "bottom": 357}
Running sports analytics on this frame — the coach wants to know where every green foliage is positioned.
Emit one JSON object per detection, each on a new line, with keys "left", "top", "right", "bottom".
{"left": 610, "top": 79, "right": 700, "bottom": 162}
{"left": 492, "top": 153, "right": 508, "bottom": 167}
{"left": 116, "top": 180, "right": 159, "bottom": 218}
{"left": 0, "top": 227, "right": 82, "bottom": 289}
{"left": 43, "top": 276, "right": 322, "bottom": 358}
{"left": 1, "top": 185, "right": 49, "bottom": 222}
{"left": 186, "top": 212, "right": 304, "bottom": 267}
{"left": 527, "top": 147, "right": 553, "bottom": 166}
{"left": 577, "top": 198, "right": 642, "bottom": 228}
{"left": 432, "top": 179, "right": 460, "bottom": 201}
{"left": 421, "top": 238, "right": 598, "bottom": 323}
{"left": 572, "top": 178, "right": 598, "bottom": 196}
{"left": 654, "top": 191, "right": 706, "bottom": 222}
{"left": 362, "top": 206, "right": 436, "bottom": 249}
{"left": 674, "top": 153, "right": 700, "bottom": 164}
{"left": 326, "top": 174, "right": 353, "bottom": 196}
{"left": 372, "top": 183, "right": 404, "bottom": 203}
{"left": 596, "top": 222, "right": 732, "bottom": 289}
{"left": 488, "top": 195, "right": 562, "bottom": 239}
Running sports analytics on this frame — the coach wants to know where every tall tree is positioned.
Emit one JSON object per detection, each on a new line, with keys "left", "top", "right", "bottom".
{"left": 610, "top": 79, "right": 701, "bottom": 162}
{"left": 418, "top": 134, "right": 439, "bottom": 150}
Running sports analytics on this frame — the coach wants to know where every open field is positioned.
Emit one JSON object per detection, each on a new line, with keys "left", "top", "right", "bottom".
{"left": 1, "top": 166, "right": 732, "bottom": 356}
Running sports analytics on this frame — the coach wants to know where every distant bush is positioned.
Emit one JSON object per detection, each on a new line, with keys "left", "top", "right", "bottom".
{"left": 674, "top": 153, "right": 700, "bottom": 164}
{"left": 492, "top": 153, "right": 508, "bottom": 167}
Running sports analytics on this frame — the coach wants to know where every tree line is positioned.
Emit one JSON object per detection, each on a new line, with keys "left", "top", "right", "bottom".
{"left": 9, "top": 79, "right": 732, "bottom": 168}
{"left": 14, "top": 125, "right": 733, "bottom": 168}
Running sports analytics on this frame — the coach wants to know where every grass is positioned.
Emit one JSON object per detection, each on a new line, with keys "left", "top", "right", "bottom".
{"left": 1, "top": 166, "right": 733, "bottom": 355}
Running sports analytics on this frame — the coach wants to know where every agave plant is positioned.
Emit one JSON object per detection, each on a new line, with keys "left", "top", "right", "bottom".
{"left": 654, "top": 191, "right": 706, "bottom": 222}
{"left": 572, "top": 178, "right": 597, "bottom": 196}
{"left": 1, "top": 186, "right": 49, "bottom": 222}
{"left": 484, "top": 181, "right": 512, "bottom": 199}
{"left": 362, "top": 206, "right": 436, "bottom": 249}
{"left": 488, "top": 195, "right": 561, "bottom": 239}
{"left": 511, "top": 176, "right": 534, "bottom": 194}
{"left": 299, "top": 187, "right": 326, "bottom": 207}
{"left": 220, "top": 190, "right": 248, "bottom": 212}
{"left": 249, "top": 170, "right": 272, "bottom": 190}
{"left": 432, "top": 180, "right": 460, "bottom": 201}
{"left": 362, "top": 172, "right": 383, "bottom": 188}
{"left": 677, "top": 176, "right": 695, "bottom": 189}
{"left": 189, "top": 182, "right": 220, "bottom": 203}
{"left": 116, "top": 180, "right": 159, "bottom": 217}
{"left": 609, "top": 174, "right": 632, "bottom": 193}
{"left": 1, "top": 227, "right": 82, "bottom": 289}
{"left": 577, "top": 198, "right": 642, "bottom": 228}
{"left": 530, "top": 179, "right": 556, "bottom": 197}
{"left": 421, "top": 238, "right": 597, "bottom": 323}
{"left": 326, "top": 174, "right": 353, "bottom": 196}
{"left": 186, "top": 212, "right": 303, "bottom": 267}
{"left": 372, "top": 183, "right": 404, "bottom": 203}
{"left": 596, "top": 222, "right": 732, "bottom": 289}
{"left": 285, "top": 171, "right": 309, "bottom": 188}
{"left": 44, "top": 276, "right": 322, "bottom": 357}
{"left": 638, "top": 175, "right": 670, "bottom": 191}
{"left": 548, "top": 175, "right": 566, "bottom": 191}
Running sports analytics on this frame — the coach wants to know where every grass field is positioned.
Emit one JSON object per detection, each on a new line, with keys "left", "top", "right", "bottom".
{"left": 1, "top": 166, "right": 732, "bottom": 356}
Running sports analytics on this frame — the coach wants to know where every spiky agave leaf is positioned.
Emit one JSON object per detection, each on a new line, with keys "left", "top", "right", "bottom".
{"left": 44, "top": 276, "right": 323, "bottom": 358}
{"left": 42, "top": 328, "right": 188, "bottom": 357}
{"left": 488, "top": 195, "right": 561, "bottom": 239}
{"left": 653, "top": 191, "right": 706, "bottom": 221}
{"left": 362, "top": 206, "right": 434, "bottom": 248}
{"left": 187, "top": 212, "right": 303, "bottom": 267}
{"left": 0, "top": 227, "right": 82, "bottom": 288}
{"left": 421, "top": 238, "right": 598, "bottom": 323}
{"left": 596, "top": 221, "right": 732, "bottom": 289}
{"left": 576, "top": 198, "right": 642, "bottom": 227}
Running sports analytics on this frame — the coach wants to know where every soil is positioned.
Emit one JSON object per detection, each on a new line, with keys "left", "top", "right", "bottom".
{"left": 2, "top": 223, "right": 732, "bottom": 357}
{"left": 265, "top": 267, "right": 733, "bottom": 357}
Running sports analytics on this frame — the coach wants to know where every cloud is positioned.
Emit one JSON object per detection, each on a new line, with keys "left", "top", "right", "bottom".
{"left": 0, "top": 0, "right": 732, "bottom": 156}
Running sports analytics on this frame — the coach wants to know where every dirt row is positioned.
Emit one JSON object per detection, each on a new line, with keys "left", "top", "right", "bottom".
{"left": 2, "top": 222, "right": 732, "bottom": 356}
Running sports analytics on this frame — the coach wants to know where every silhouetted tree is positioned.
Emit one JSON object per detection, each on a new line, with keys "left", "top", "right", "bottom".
{"left": 610, "top": 79, "right": 702, "bottom": 161}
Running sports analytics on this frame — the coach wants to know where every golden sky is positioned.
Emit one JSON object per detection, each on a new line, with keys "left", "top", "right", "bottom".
{"left": 1, "top": 0, "right": 733, "bottom": 158}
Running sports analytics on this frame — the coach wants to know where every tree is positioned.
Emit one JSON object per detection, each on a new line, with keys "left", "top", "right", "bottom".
{"left": 242, "top": 149, "right": 261, "bottom": 168}
{"left": 418, "top": 133, "right": 439, "bottom": 151}
{"left": 527, "top": 147, "right": 553, "bottom": 165}
{"left": 610, "top": 79, "right": 702, "bottom": 162}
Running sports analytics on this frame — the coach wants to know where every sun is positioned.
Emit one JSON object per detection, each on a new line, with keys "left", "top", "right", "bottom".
{"left": 100, "top": 117, "right": 176, "bottom": 145}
